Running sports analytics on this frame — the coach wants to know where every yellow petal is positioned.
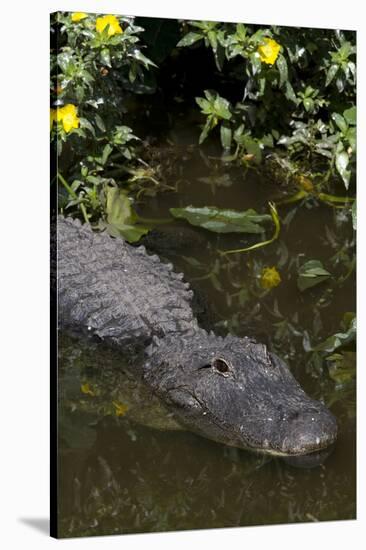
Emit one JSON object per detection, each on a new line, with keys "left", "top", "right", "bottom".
{"left": 81, "top": 382, "right": 95, "bottom": 396}
{"left": 260, "top": 266, "right": 281, "bottom": 289}
{"left": 96, "top": 15, "right": 122, "bottom": 36}
{"left": 71, "top": 12, "right": 88, "bottom": 22}
{"left": 113, "top": 401, "right": 129, "bottom": 417}
{"left": 58, "top": 104, "right": 80, "bottom": 133}
{"left": 258, "top": 38, "right": 281, "bottom": 65}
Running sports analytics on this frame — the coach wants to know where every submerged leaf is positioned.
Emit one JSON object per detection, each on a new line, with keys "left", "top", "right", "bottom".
{"left": 297, "top": 260, "right": 331, "bottom": 291}
{"left": 327, "top": 352, "right": 356, "bottom": 386}
{"left": 170, "top": 206, "right": 271, "bottom": 234}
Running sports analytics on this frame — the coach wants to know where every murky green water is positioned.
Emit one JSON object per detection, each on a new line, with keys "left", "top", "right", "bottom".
{"left": 58, "top": 140, "right": 356, "bottom": 537}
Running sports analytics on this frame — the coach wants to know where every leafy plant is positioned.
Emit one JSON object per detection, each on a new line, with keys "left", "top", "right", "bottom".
{"left": 51, "top": 12, "right": 158, "bottom": 230}
{"left": 178, "top": 23, "right": 356, "bottom": 189}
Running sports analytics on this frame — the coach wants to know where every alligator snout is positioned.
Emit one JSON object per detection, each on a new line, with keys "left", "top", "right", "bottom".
{"left": 280, "top": 407, "right": 337, "bottom": 455}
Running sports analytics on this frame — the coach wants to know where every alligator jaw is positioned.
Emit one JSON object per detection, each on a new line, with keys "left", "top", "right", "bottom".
{"left": 146, "top": 332, "right": 338, "bottom": 458}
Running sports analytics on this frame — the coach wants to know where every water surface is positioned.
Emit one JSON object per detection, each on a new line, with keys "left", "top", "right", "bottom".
{"left": 58, "top": 140, "right": 356, "bottom": 537}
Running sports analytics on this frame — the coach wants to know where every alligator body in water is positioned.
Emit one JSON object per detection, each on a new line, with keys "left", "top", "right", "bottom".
{"left": 58, "top": 216, "right": 337, "bottom": 457}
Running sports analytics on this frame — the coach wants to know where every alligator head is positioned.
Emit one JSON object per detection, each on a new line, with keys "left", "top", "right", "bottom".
{"left": 144, "top": 331, "right": 337, "bottom": 456}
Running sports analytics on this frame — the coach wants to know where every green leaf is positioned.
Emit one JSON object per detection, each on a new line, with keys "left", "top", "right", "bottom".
{"left": 243, "top": 136, "right": 262, "bottom": 164}
{"left": 79, "top": 117, "right": 95, "bottom": 137}
{"left": 223, "top": 202, "right": 280, "bottom": 254}
{"left": 303, "top": 98, "right": 314, "bottom": 112}
{"left": 325, "top": 64, "right": 339, "bottom": 86}
{"left": 106, "top": 187, "right": 131, "bottom": 225}
{"left": 331, "top": 113, "right": 348, "bottom": 133}
{"left": 335, "top": 150, "right": 351, "bottom": 189}
{"left": 346, "top": 127, "right": 356, "bottom": 151}
{"left": 314, "top": 317, "right": 356, "bottom": 353}
{"left": 105, "top": 187, "right": 149, "bottom": 243}
{"left": 132, "top": 49, "right": 157, "bottom": 68}
{"left": 207, "top": 30, "right": 218, "bottom": 51}
{"left": 198, "top": 117, "right": 215, "bottom": 145}
{"left": 276, "top": 54, "right": 288, "bottom": 87}
{"left": 213, "top": 95, "right": 232, "bottom": 120}
{"left": 250, "top": 52, "right": 262, "bottom": 75}
{"left": 343, "top": 106, "right": 356, "bottom": 125}
{"left": 95, "top": 114, "right": 106, "bottom": 133}
{"left": 285, "top": 81, "right": 297, "bottom": 104}
{"left": 101, "top": 144, "right": 113, "bottom": 165}
{"left": 100, "top": 48, "right": 111, "bottom": 67}
{"left": 177, "top": 32, "right": 203, "bottom": 47}
{"left": 220, "top": 123, "right": 232, "bottom": 150}
{"left": 169, "top": 206, "right": 271, "bottom": 234}
{"left": 297, "top": 260, "right": 331, "bottom": 291}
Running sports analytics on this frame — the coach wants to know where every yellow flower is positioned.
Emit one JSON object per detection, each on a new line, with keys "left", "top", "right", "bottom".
{"left": 113, "top": 401, "right": 129, "bottom": 417}
{"left": 71, "top": 12, "right": 88, "bottom": 22}
{"left": 50, "top": 108, "right": 56, "bottom": 131}
{"left": 258, "top": 38, "right": 281, "bottom": 65}
{"left": 81, "top": 382, "right": 95, "bottom": 396}
{"left": 96, "top": 15, "right": 123, "bottom": 36}
{"left": 57, "top": 104, "right": 80, "bottom": 133}
{"left": 260, "top": 266, "right": 281, "bottom": 289}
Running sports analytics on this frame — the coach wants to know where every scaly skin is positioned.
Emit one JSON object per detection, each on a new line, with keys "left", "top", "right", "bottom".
{"left": 58, "top": 216, "right": 337, "bottom": 456}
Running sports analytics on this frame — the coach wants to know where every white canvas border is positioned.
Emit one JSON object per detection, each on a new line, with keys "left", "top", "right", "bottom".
{"left": 0, "top": 1, "right": 363, "bottom": 548}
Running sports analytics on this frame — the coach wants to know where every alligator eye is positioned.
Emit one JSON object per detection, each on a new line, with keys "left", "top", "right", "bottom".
{"left": 213, "top": 358, "right": 229, "bottom": 374}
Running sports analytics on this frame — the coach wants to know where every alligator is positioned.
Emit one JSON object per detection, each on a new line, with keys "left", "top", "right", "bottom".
{"left": 57, "top": 215, "right": 337, "bottom": 458}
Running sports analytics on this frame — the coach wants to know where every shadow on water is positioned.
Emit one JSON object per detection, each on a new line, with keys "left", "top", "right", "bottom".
{"left": 57, "top": 123, "right": 356, "bottom": 537}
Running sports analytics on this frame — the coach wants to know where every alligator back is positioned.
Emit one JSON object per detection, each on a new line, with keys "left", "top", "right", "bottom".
{"left": 57, "top": 216, "right": 198, "bottom": 348}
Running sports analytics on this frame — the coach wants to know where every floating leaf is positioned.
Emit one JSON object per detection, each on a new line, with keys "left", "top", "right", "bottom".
{"left": 223, "top": 202, "right": 280, "bottom": 254}
{"left": 297, "top": 260, "right": 331, "bottom": 291}
{"left": 169, "top": 206, "right": 271, "bottom": 234}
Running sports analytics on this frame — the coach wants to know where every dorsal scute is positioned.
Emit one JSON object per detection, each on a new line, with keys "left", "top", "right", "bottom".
{"left": 57, "top": 216, "right": 197, "bottom": 347}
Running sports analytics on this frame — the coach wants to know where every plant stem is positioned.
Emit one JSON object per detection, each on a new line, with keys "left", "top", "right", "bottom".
{"left": 57, "top": 172, "right": 89, "bottom": 224}
{"left": 222, "top": 202, "right": 281, "bottom": 255}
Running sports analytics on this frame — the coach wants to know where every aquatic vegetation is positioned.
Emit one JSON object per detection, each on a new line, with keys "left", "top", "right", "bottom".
{"left": 52, "top": 11, "right": 356, "bottom": 399}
